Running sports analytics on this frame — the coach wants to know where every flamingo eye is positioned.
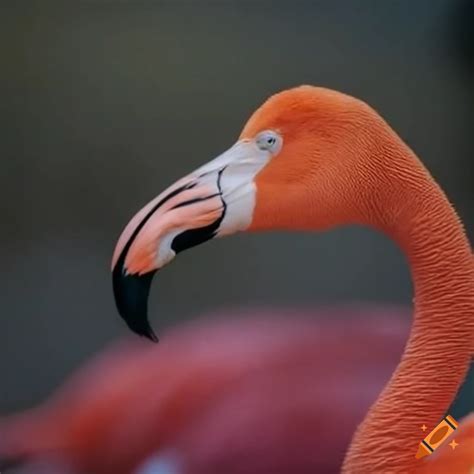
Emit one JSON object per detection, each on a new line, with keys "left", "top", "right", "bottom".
{"left": 255, "top": 130, "right": 282, "bottom": 154}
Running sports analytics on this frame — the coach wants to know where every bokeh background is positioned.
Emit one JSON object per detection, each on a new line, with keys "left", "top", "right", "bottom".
{"left": 1, "top": 0, "right": 472, "bottom": 418}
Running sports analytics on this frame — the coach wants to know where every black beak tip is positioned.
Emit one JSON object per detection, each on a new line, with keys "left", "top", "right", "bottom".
{"left": 112, "top": 266, "right": 159, "bottom": 343}
{"left": 130, "top": 318, "right": 159, "bottom": 343}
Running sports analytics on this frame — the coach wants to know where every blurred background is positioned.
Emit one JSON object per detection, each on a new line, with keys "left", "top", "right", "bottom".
{"left": 0, "top": 0, "right": 472, "bottom": 418}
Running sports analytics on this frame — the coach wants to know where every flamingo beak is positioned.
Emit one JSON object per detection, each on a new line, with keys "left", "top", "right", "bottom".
{"left": 111, "top": 139, "right": 272, "bottom": 341}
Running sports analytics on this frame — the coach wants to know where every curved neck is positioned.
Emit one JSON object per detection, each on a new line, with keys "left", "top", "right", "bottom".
{"left": 343, "top": 151, "right": 474, "bottom": 472}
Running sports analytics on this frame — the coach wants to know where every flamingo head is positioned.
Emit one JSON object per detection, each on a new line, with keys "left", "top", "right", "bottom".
{"left": 111, "top": 86, "right": 395, "bottom": 340}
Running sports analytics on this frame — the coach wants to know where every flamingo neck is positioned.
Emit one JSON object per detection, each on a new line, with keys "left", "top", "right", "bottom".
{"left": 343, "top": 152, "right": 474, "bottom": 473}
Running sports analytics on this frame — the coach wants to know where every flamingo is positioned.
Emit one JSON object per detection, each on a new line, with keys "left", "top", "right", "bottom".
{"left": 110, "top": 86, "right": 474, "bottom": 472}
{"left": 0, "top": 308, "right": 410, "bottom": 473}
{"left": 1, "top": 86, "right": 472, "bottom": 473}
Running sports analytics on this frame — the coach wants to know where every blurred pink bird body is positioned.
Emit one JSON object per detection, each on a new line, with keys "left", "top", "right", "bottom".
{"left": 0, "top": 308, "right": 409, "bottom": 473}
